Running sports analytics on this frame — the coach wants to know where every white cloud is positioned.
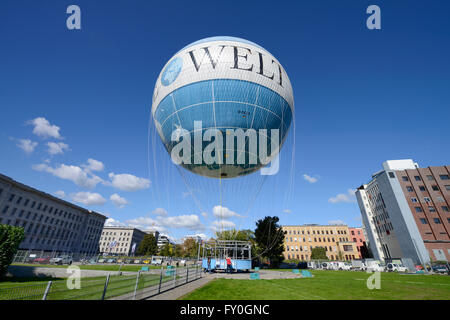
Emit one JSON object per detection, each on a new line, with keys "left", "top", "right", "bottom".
{"left": 85, "top": 158, "right": 104, "bottom": 172}
{"left": 108, "top": 173, "right": 150, "bottom": 191}
{"left": 27, "top": 117, "right": 62, "bottom": 139}
{"left": 158, "top": 215, "right": 204, "bottom": 230}
{"left": 212, "top": 205, "right": 241, "bottom": 219}
{"left": 110, "top": 193, "right": 129, "bottom": 208}
{"left": 105, "top": 217, "right": 126, "bottom": 227}
{"left": 46, "top": 142, "right": 70, "bottom": 155}
{"left": 32, "top": 163, "right": 103, "bottom": 189}
{"left": 303, "top": 174, "right": 318, "bottom": 183}
{"left": 54, "top": 190, "right": 66, "bottom": 198}
{"left": 125, "top": 217, "right": 166, "bottom": 233}
{"left": 211, "top": 219, "right": 236, "bottom": 230}
{"left": 71, "top": 191, "right": 106, "bottom": 206}
{"left": 283, "top": 209, "right": 292, "bottom": 213}
{"left": 201, "top": 212, "right": 208, "bottom": 218}
{"left": 16, "top": 139, "right": 38, "bottom": 154}
{"left": 183, "top": 233, "right": 207, "bottom": 241}
{"left": 328, "top": 189, "right": 357, "bottom": 203}
{"left": 328, "top": 219, "right": 346, "bottom": 225}
{"left": 152, "top": 208, "right": 168, "bottom": 216}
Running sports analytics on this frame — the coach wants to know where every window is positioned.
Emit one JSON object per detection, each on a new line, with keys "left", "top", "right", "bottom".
{"left": 439, "top": 175, "right": 449, "bottom": 180}
{"left": 388, "top": 172, "right": 395, "bottom": 179}
{"left": 419, "top": 186, "right": 426, "bottom": 191}
{"left": 433, "top": 218, "right": 441, "bottom": 224}
{"left": 442, "top": 206, "right": 449, "bottom": 212}
{"left": 2, "top": 206, "right": 9, "bottom": 214}
{"left": 411, "top": 197, "right": 418, "bottom": 203}
{"left": 445, "top": 185, "right": 450, "bottom": 191}
{"left": 406, "top": 186, "right": 414, "bottom": 192}
{"left": 414, "top": 207, "right": 423, "bottom": 213}
{"left": 431, "top": 185, "right": 439, "bottom": 191}
{"left": 428, "top": 206, "right": 436, "bottom": 212}
{"left": 426, "top": 175, "right": 434, "bottom": 181}
{"left": 424, "top": 197, "right": 431, "bottom": 203}
{"left": 8, "top": 194, "right": 15, "bottom": 202}
{"left": 402, "top": 176, "right": 409, "bottom": 181}
{"left": 414, "top": 176, "right": 421, "bottom": 181}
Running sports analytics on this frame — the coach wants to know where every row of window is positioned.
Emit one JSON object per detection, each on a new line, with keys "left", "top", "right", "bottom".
{"left": 285, "top": 229, "right": 346, "bottom": 235}
{"left": 414, "top": 206, "right": 449, "bottom": 213}
{"left": 419, "top": 217, "right": 449, "bottom": 225}
{"left": 286, "top": 236, "right": 349, "bottom": 243}
{"left": 402, "top": 174, "right": 450, "bottom": 182}
{"left": 286, "top": 254, "right": 356, "bottom": 261}
{"left": 102, "top": 231, "right": 132, "bottom": 236}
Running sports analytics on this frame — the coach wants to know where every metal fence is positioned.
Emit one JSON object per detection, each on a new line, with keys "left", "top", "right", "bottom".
{"left": 0, "top": 266, "right": 202, "bottom": 300}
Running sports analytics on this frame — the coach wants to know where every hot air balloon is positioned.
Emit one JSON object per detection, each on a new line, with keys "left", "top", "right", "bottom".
{"left": 151, "top": 36, "right": 294, "bottom": 179}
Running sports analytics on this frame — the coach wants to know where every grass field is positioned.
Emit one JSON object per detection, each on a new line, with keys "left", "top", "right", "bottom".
{"left": 11, "top": 263, "right": 162, "bottom": 272}
{"left": 182, "top": 270, "right": 450, "bottom": 300}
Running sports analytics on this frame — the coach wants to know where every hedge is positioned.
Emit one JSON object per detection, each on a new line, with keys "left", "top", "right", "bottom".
{"left": 0, "top": 224, "right": 25, "bottom": 278}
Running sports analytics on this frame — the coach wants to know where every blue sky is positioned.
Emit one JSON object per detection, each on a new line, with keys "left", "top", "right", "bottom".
{"left": 1, "top": 0, "right": 449, "bottom": 242}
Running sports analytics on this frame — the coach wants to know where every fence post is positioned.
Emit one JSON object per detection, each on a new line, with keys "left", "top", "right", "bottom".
{"left": 101, "top": 274, "right": 110, "bottom": 300}
{"left": 158, "top": 267, "right": 163, "bottom": 294}
{"left": 186, "top": 268, "right": 189, "bottom": 283}
{"left": 42, "top": 281, "right": 52, "bottom": 300}
{"left": 133, "top": 271, "right": 141, "bottom": 300}
{"left": 173, "top": 267, "right": 177, "bottom": 288}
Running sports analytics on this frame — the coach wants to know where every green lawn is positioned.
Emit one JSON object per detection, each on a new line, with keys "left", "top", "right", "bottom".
{"left": 11, "top": 263, "right": 162, "bottom": 272}
{"left": 181, "top": 270, "right": 450, "bottom": 300}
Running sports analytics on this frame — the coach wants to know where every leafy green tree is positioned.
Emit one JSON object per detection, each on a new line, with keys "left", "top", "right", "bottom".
{"left": 181, "top": 238, "right": 199, "bottom": 257}
{"left": 215, "top": 229, "right": 254, "bottom": 241}
{"left": 0, "top": 224, "right": 25, "bottom": 278}
{"left": 311, "top": 247, "right": 328, "bottom": 260}
{"left": 136, "top": 233, "right": 158, "bottom": 256}
{"left": 254, "top": 216, "right": 285, "bottom": 268}
{"left": 159, "top": 243, "right": 172, "bottom": 257}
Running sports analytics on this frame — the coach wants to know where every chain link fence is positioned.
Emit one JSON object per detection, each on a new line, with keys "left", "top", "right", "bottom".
{"left": 0, "top": 265, "right": 202, "bottom": 300}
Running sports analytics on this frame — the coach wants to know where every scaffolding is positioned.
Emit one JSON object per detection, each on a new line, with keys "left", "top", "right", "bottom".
{"left": 201, "top": 240, "right": 252, "bottom": 272}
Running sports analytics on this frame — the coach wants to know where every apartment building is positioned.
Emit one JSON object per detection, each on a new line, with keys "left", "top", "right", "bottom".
{"left": 282, "top": 224, "right": 359, "bottom": 261}
{"left": 355, "top": 159, "right": 450, "bottom": 264}
{"left": 0, "top": 174, "right": 106, "bottom": 255}
{"left": 349, "top": 227, "right": 366, "bottom": 259}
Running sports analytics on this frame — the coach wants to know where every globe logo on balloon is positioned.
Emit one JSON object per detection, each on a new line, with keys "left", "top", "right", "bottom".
{"left": 161, "top": 57, "right": 183, "bottom": 86}
{"left": 152, "top": 36, "right": 294, "bottom": 179}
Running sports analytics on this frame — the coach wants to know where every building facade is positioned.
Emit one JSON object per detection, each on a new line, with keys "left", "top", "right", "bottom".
{"left": 355, "top": 160, "right": 450, "bottom": 264}
{"left": 282, "top": 224, "right": 360, "bottom": 261}
{"left": 99, "top": 226, "right": 146, "bottom": 255}
{"left": 349, "top": 227, "right": 366, "bottom": 259}
{"left": 0, "top": 174, "right": 106, "bottom": 255}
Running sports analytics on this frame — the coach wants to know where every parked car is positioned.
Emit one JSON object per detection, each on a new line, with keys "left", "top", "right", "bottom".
{"left": 335, "top": 262, "right": 352, "bottom": 271}
{"left": 50, "top": 255, "right": 73, "bottom": 265}
{"left": 351, "top": 260, "right": 367, "bottom": 271}
{"left": 386, "top": 263, "right": 407, "bottom": 272}
{"left": 33, "top": 257, "right": 51, "bottom": 264}
{"left": 432, "top": 264, "right": 449, "bottom": 274}
{"left": 366, "top": 261, "right": 385, "bottom": 272}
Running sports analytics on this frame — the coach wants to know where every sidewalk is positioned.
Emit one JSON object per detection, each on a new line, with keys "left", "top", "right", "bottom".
{"left": 146, "top": 276, "right": 212, "bottom": 300}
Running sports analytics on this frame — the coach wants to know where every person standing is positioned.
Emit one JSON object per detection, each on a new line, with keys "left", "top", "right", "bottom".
{"left": 226, "top": 256, "right": 232, "bottom": 274}
{"left": 207, "top": 257, "right": 212, "bottom": 274}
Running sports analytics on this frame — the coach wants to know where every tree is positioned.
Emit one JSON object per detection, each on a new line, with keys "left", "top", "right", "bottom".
{"left": 159, "top": 243, "right": 172, "bottom": 257}
{"left": 310, "top": 247, "right": 328, "bottom": 260}
{"left": 136, "top": 233, "right": 158, "bottom": 256}
{"left": 215, "top": 229, "right": 254, "bottom": 241}
{"left": 181, "top": 238, "right": 199, "bottom": 258}
{"left": 254, "top": 216, "right": 285, "bottom": 268}
{"left": 0, "top": 224, "right": 25, "bottom": 278}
